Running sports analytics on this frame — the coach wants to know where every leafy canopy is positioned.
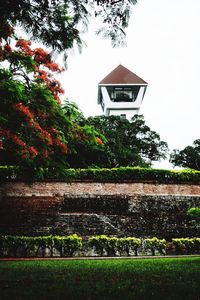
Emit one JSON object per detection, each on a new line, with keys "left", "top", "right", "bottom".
{"left": 170, "top": 139, "right": 200, "bottom": 170}
{"left": 0, "top": 29, "right": 104, "bottom": 171}
{"left": 0, "top": 0, "right": 137, "bottom": 56}
{"left": 67, "top": 115, "right": 168, "bottom": 168}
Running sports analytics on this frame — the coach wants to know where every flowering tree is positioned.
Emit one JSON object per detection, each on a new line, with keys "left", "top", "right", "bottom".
{"left": 0, "top": 24, "right": 103, "bottom": 173}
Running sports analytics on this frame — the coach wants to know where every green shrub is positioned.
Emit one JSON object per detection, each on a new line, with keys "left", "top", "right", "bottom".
{"left": 88, "top": 236, "right": 141, "bottom": 257}
{"left": 105, "top": 237, "right": 118, "bottom": 256}
{"left": 1, "top": 235, "right": 200, "bottom": 258}
{"left": 192, "top": 238, "right": 200, "bottom": 253}
{"left": 144, "top": 237, "right": 166, "bottom": 256}
{"left": 1, "top": 236, "right": 36, "bottom": 257}
{"left": 1, "top": 166, "right": 200, "bottom": 183}
{"left": 172, "top": 238, "right": 200, "bottom": 255}
{"left": 187, "top": 208, "right": 200, "bottom": 220}
{"left": 0, "top": 234, "right": 82, "bottom": 258}
{"left": 117, "top": 237, "right": 141, "bottom": 256}
{"left": 172, "top": 238, "right": 188, "bottom": 255}
{"left": 58, "top": 234, "right": 82, "bottom": 257}
{"left": 88, "top": 235, "right": 119, "bottom": 256}
{"left": 88, "top": 235, "right": 110, "bottom": 256}
{"left": 34, "top": 236, "right": 54, "bottom": 257}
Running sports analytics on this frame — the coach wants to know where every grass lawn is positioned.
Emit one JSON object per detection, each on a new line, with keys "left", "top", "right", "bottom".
{"left": 0, "top": 257, "right": 200, "bottom": 300}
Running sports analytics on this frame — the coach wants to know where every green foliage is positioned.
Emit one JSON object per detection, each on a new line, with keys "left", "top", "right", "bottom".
{"left": 117, "top": 237, "right": 141, "bottom": 256}
{"left": 172, "top": 238, "right": 200, "bottom": 255}
{"left": 144, "top": 237, "right": 166, "bottom": 256}
{"left": 0, "top": 38, "right": 71, "bottom": 169}
{"left": 1, "top": 235, "right": 200, "bottom": 258}
{"left": 88, "top": 235, "right": 141, "bottom": 257}
{"left": 0, "top": 234, "right": 82, "bottom": 258}
{"left": 1, "top": 235, "right": 36, "bottom": 257}
{"left": 88, "top": 235, "right": 109, "bottom": 256}
{"left": 34, "top": 235, "right": 54, "bottom": 257}
{"left": 0, "top": 76, "right": 70, "bottom": 169}
{"left": 170, "top": 139, "right": 200, "bottom": 170}
{"left": 0, "top": 38, "right": 104, "bottom": 172}
{"left": 84, "top": 115, "right": 168, "bottom": 168}
{"left": 187, "top": 207, "right": 200, "bottom": 220}
{"left": 1, "top": 165, "right": 200, "bottom": 183}
{"left": 52, "top": 234, "right": 83, "bottom": 257}
{"left": 0, "top": 0, "right": 138, "bottom": 55}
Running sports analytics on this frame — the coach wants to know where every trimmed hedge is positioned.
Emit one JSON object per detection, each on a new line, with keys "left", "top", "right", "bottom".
{"left": 172, "top": 238, "right": 200, "bottom": 255}
{"left": 1, "top": 235, "right": 200, "bottom": 258}
{"left": 117, "top": 237, "right": 141, "bottom": 256}
{"left": 144, "top": 237, "right": 166, "bottom": 256}
{"left": 1, "top": 166, "right": 200, "bottom": 183}
{"left": 0, "top": 234, "right": 82, "bottom": 258}
{"left": 88, "top": 235, "right": 118, "bottom": 257}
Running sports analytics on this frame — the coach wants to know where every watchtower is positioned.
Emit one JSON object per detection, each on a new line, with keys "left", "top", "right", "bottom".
{"left": 97, "top": 64, "right": 147, "bottom": 120}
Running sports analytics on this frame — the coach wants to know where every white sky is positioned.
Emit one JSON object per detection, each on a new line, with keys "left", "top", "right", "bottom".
{"left": 59, "top": 0, "right": 200, "bottom": 168}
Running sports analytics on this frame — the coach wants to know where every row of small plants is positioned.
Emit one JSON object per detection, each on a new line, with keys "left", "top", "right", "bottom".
{"left": 0, "top": 235, "right": 200, "bottom": 258}
{"left": 1, "top": 165, "right": 200, "bottom": 183}
{"left": 0, "top": 234, "right": 82, "bottom": 258}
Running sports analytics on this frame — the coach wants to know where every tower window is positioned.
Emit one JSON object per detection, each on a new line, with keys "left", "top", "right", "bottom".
{"left": 107, "top": 86, "right": 140, "bottom": 102}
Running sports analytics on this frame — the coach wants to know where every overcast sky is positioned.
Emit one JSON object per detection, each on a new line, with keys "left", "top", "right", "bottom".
{"left": 58, "top": 0, "right": 200, "bottom": 168}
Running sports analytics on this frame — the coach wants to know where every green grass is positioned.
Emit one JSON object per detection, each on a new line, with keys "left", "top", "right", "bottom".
{"left": 0, "top": 257, "right": 200, "bottom": 300}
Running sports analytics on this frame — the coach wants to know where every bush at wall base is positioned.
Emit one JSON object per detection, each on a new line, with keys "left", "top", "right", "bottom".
{"left": 0, "top": 234, "right": 83, "bottom": 258}
{"left": 144, "top": 237, "right": 167, "bottom": 256}
{"left": 0, "top": 235, "right": 200, "bottom": 258}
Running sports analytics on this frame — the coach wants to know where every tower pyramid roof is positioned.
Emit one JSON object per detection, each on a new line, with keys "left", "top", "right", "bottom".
{"left": 99, "top": 64, "right": 147, "bottom": 85}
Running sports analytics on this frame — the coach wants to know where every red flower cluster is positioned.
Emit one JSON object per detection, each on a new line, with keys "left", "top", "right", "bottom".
{"left": 2, "top": 127, "right": 39, "bottom": 159}
{"left": 15, "top": 103, "right": 34, "bottom": 120}
{"left": 45, "top": 62, "right": 64, "bottom": 73}
{"left": 34, "top": 122, "right": 53, "bottom": 145}
{"left": 15, "top": 37, "right": 65, "bottom": 103}
{"left": 34, "top": 48, "right": 49, "bottom": 63}
{"left": 35, "top": 70, "right": 64, "bottom": 103}
{"left": 50, "top": 128, "right": 57, "bottom": 134}
{"left": 11, "top": 134, "right": 26, "bottom": 147}
{"left": 16, "top": 39, "right": 33, "bottom": 56}
{"left": 20, "top": 146, "right": 38, "bottom": 159}
{"left": 14, "top": 101, "right": 68, "bottom": 156}
{"left": 29, "top": 146, "right": 38, "bottom": 158}
{"left": 4, "top": 44, "right": 12, "bottom": 52}
{"left": 1, "top": 31, "right": 69, "bottom": 163}
{"left": 96, "top": 137, "right": 103, "bottom": 145}
{"left": 54, "top": 137, "right": 68, "bottom": 154}
{"left": 15, "top": 102, "right": 54, "bottom": 146}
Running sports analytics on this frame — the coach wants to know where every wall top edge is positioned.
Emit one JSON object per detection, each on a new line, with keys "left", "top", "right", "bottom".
{"left": 1, "top": 180, "right": 200, "bottom": 185}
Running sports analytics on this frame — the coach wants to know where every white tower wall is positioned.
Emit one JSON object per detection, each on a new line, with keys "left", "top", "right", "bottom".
{"left": 100, "top": 85, "right": 147, "bottom": 121}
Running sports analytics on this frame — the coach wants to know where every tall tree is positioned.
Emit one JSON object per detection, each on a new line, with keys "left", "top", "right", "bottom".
{"left": 170, "top": 139, "right": 200, "bottom": 170}
{"left": 67, "top": 115, "right": 168, "bottom": 168}
{"left": 0, "top": 31, "right": 104, "bottom": 172}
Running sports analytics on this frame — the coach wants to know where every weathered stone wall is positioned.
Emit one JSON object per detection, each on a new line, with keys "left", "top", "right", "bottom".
{"left": 0, "top": 181, "right": 200, "bottom": 239}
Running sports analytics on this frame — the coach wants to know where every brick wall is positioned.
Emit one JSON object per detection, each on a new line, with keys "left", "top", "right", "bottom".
{"left": 0, "top": 181, "right": 200, "bottom": 238}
